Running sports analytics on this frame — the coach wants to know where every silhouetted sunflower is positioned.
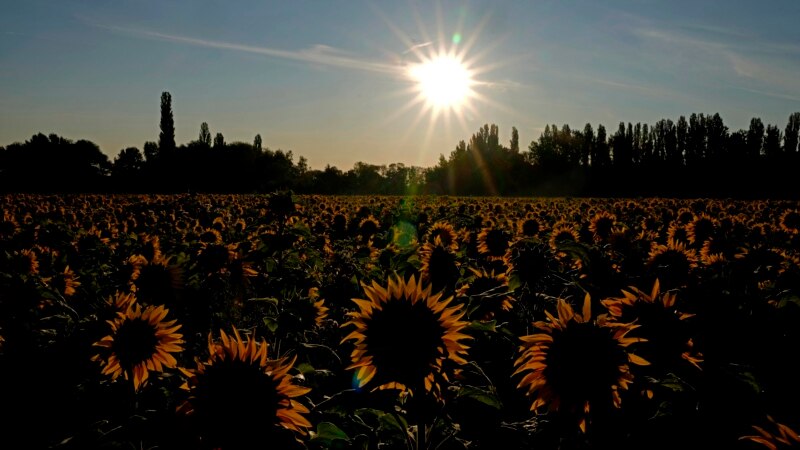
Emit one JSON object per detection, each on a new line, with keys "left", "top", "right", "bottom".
{"left": 601, "top": 280, "right": 702, "bottom": 371}
{"left": 92, "top": 303, "right": 184, "bottom": 391}
{"left": 514, "top": 295, "right": 648, "bottom": 433}
{"left": 130, "top": 253, "right": 184, "bottom": 304}
{"left": 780, "top": 210, "right": 800, "bottom": 236}
{"left": 686, "top": 213, "right": 716, "bottom": 246}
{"left": 741, "top": 415, "right": 800, "bottom": 449}
{"left": 419, "top": 238, "right": 461, "bottom": 294}
{"left": 342, "top": 275, "right": 470, "bottom": 397}
{"left": 589, "top": 211, "right": 616, "bottom": 242}
{"left": 456, "top": 267, "right": 514, "bottom": 320}
{"left": 424, "top": 221, "right": 459, "bottom": 253}
{"left": 178, "top": 328, "right": 311, "bottom": 448}
{"left": 548, "top": 221, "right": 580, "bottom": 253}
{"left": 647, "top": 239, "right": 698, "bottom": 288}
{"left": 477, "top": 226, "right": 511, "bottom": 261}
{"left": 518, "top": 216, "right": 541, "bottom": 238}
{"left": 358, "top": 215, "right": 381, "bottom": 239}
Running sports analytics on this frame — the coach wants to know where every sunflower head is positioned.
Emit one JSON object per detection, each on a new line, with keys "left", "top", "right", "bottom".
{"left": 425, "top": 221, "right": 459, "bottom": 253}
{"left": 647, "top": 239, "right": 698, "bottom": 289}
{"left": 341, "top": 274, "right": 471, "bottom": 397}
{"left": 477, "top": 226, "right": 511, "bottom": 261}
{"left": 601, "top": 280, "right": 702, "bottom": 371}
{"left": 589, "top": 211, "right": 617, "bottom": 242}
{"left": 686, "top": 214, "right": 716, "bottom": 245}
{"left": 518, "top": 216, "right": 541, "bottom": 238}
{"left": 780, "top": 210, "right": 800, "bottom": 235}
{"left": 178, "top": 328, "right": 312, "bottom": 448}
{"left": 513, "top": 294, "right": 648, "bottom": 433}
{"left": 92, "top": 303, "right": 184, "bottom": 391}
{"left": 548, "top": 221, "right": 580, "bottom": 254}
{"left": 456, "top": 267, "right": 514, "bottom": 321}
{"left": 504, "top": 238, "right": 555, "bottom": 292}
{"left": 419, "top": 238, "right": 461, "bottom": 294}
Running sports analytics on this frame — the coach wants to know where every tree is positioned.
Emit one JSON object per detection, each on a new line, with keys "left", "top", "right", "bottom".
{"left": 509, "top": 126, "right": 519, "bottom": 153}
{"left": 159, "top": 92, "right": 175, "bottom": 153}
{"left": 199, "top": 122, "right": 212, "bottom": 147}
{"left": 784, "top": 112, "right": 800, "bottom": 154}
{"left": 143, "top": 141, "right": 159, "bottom": 163}
{"left": 747, "top": 117, "right": 765, "bottom": 158}
{"left": 580, "top": 123, "right": 594, "bottom": 166}
{"left": 113, "top": 147, "right": 144, "bottom": 178}
{"left": 764, "top": 124, "right": 782, "bottom": 159}
{"left": 213, "top": 133, "right": 225, "bottom": 149}
{"left": 254, "top": 134, "right": 262, "bottom": 152}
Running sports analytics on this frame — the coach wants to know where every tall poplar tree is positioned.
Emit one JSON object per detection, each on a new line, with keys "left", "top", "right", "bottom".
{"left": 159, "top": 92, "right": 175, "bottom": 153}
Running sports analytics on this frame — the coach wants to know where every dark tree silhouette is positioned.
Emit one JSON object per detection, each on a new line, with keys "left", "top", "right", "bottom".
{"left": 254, "top": 134, "right": 262, "bottom": 152}
{"left": 159, "top": 92, "right": 175, "bottom": 153}
{"left": 199, "top": 122, "right": 212, "bottom": 147}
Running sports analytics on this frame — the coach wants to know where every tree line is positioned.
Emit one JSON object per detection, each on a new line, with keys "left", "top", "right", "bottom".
{"left": 1, "top": 91, "right": 798, "bottom": 197}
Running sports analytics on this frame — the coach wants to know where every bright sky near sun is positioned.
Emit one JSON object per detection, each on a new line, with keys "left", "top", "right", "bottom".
{"left": 1, "top": 0, "right": 799, "bottom": 170}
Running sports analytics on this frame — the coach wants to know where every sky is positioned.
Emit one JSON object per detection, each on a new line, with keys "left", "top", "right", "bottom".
{"left": 1, "top": 0, "right": 799, "bottom": 170}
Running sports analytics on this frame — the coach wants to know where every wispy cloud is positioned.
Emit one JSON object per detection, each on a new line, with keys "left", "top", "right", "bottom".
{"left": 89, "top": 21, "right": 402, "bottom": 75}
{"left": 632, "top": 25, "right": 800, "bottom": 98}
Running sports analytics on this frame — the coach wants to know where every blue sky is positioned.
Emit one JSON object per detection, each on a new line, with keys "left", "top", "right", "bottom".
{"left": 2, "top": 0, "right": 799, "bottom": 169}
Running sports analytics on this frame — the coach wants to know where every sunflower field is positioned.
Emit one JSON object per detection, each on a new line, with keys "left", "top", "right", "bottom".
{"left": 1, "top": 192, "right": 799, "bottom": 450}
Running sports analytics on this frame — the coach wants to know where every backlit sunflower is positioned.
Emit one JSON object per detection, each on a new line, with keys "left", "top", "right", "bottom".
{"left": 424, "top": 221, "right": 459, "bottom": 253}
{"left": 178, "top": 328, "right": 311, "bottom": 448}
{"left": 130, "top": 253, "right": 184, "bottom": 304}
{"left": 741, "top": 415, "right": 800, "bottom": 450}
{"left": 309, "top": 287, "right": 329, "bottom": 328}
{"left": 456, "top": 267, "right": 514, "bottom": 321}
{"left": 477, "top": 226, "right": 511, "bottom": 261}
{"left": 601, "top": 279, "right": 702, "bottom": 371}
{"left": 779, "top": 210, "right": 800, "bottom": 236}
{"left": 513, "top": 295, "right": 648, "bottom": 433}
{"left": 686, "top": 213, "right": 717, "bottom": 246}
{"left": 419, "top": 238, "right": 461, "bottom": 294}
{"left": 548, "top": 221, "right": 580, "bottom": 254}
{"left": 647, "top": 238, "right": 698, "bottom": 288}
{"left": 92, "top": 303, "right": 184, "bottom": 391}
{"left": 588, "top": 211, "right": 616, "bottom": 242}
{"left": 342, "top": 274, "right": 470, "bottom": 397}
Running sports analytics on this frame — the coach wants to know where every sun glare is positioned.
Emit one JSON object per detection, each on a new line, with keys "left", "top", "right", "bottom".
{"left": 410, "top": 54, "right": 472, "bottom": 109}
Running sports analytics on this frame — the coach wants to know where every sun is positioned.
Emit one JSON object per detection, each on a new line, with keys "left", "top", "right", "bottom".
{"left": 410, "top": 53, "right": 473, "bottom": 109}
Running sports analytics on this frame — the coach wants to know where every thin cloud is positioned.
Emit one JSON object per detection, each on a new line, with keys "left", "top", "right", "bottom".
{"left": 90, "top": 21, "right": 402, "bottom": 75}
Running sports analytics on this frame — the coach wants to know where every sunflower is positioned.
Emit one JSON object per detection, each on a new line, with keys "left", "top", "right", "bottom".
{"left": 419, "top": 238, "right": 461, "bottom": 294}
{"left": 647, "top": 239, "right": 698, "bottom": 288}
{"left": 58, "top": 265, "right": 81, "bottom": 297}
{"left": 686, "top": 213, "right": 716, "bottom": 246}
{"left": 548, "top": 221, "right": 580, "bottom": 254}
{"left": 341, "top": 274, "right": 470, "bottom": 397}
{"left": 601, "top": 279, "right": 702, "bottom": 371}
{"left": 130, "top": 253, "right": 184, "bottom": 304}
{"left": 588, "top": 211, "right": 617, "bottom": 242}
{"left": 456, "top": 267, "right": 514, "bottom": 321}
{"left": 477, "top": 226, "right": 511, "bottom": 261}
{"left": 178, "top": 328, "right": 311, "bottom": 447}
{"left": 517, "top": 216, "right": 541, "bottom": 238}
{"left": 503, "top": 238, "right": 554, "bottom": 292}
{"left": 779, "top": 210, "right": 800, "bottom": 236}
{"left": 309, "top": 287, "right": 329, "bottom": 327}
{"left": 424, "top": 221, "right": 459, "bottom": 253}
{"left": 358, "top": 215, "right": 381, "bottom": 239}
{"left": 513, "top": 294, "right": 648, "bottom": 433}
{"left": 92, "top": 303, "right": 184, "bottom": 391}
{"left": 741, "top": 416, "right": 800, "bottom": 450}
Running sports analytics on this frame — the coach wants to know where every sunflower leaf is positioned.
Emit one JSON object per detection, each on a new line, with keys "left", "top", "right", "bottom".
{"left": 468, "top": 320, "right": 497, "bottom": 333}
{"left": 310, "top": 422, "right": 350, "bottom": 446}
{"left": 456, "top": 386, "right": 502, "bottom": 410}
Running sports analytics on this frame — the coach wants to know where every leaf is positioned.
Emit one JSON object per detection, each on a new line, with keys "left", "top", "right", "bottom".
{"left": 468, "top": 320, "right": 497, "bottom": 333}
{"left": 310, "top": 422, "right": 350, "bottom": 446}
{"left": 456, "top": 386, "right": 502, "bottom": 410}
{"left": 263, "top": 317, "right": 278, "bottom": 333}
{"left": 248, "top": 297, "right": 279, "bottom": 305}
